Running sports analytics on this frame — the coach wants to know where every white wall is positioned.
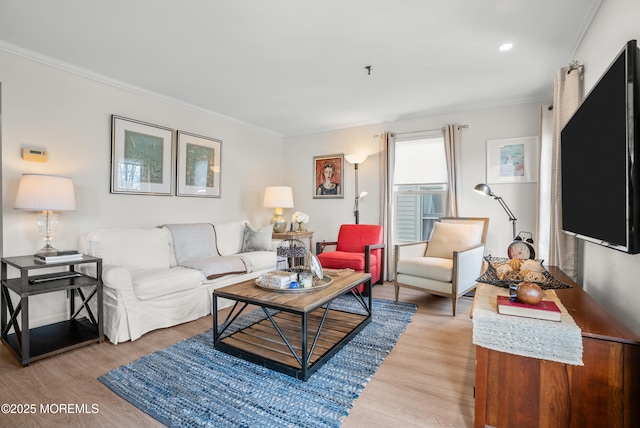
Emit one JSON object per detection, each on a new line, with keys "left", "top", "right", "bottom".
{"left": 571, "top": 0, "right": 640, "bottom": 335}
{"left": 1, "top": 50, "right": 284, "bottom": 326}
{"left": 6, "top": 1, "right": 637, "bottom": 337}
{"left": 283, "top": 102, "right": 542, "bottom": 258}
{"left": 281, "top": 1, "right": 640, "bottom": 337}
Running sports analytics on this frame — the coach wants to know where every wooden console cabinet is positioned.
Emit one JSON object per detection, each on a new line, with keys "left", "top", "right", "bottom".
{"left": 474, "top": 266, "right": 640, "bottom": 428}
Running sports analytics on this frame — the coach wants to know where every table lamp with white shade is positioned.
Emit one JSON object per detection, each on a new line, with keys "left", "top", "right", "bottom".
{"left": 263, "top": 186, "right": 294, "bottom": 233}
{"left": 14, "top": 173, "right": 77, "bottom": 256}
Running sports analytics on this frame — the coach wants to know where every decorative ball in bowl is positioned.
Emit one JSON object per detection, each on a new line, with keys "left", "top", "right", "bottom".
{"left": 516, "top": 282, "right": 543, "bottom": 305}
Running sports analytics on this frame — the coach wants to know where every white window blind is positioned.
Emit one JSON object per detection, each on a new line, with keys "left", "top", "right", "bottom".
{"left": 393, "top": 136, "right": 447, "bottom": 184}
{"left": 392, "top": 133, "right": 449, "bottom": 242}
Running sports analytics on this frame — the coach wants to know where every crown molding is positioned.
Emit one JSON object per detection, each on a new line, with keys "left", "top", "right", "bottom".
{"left": 0, "top": 40, "right": 283, "bottom": 139}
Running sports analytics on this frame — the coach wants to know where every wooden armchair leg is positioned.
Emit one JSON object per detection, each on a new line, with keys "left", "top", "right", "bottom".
{"left": 451, "top": 296, "right": 457, "bottom": 316}
{"left": 394, "top": 284, "right": 400, "bottom": 301}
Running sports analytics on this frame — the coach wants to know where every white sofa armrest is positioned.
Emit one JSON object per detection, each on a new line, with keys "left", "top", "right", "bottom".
{"left": 102, "top": 264, "right": 134, "bottom": 292}
{"left": 453, "top": 243, "right": 485, "bottom": 293}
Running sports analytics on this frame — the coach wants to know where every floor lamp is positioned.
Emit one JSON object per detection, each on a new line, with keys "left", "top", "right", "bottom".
{"left": 474, "top": 183, "right": 517, "bottom": 238}
{"left": 345, "top": 154, "right": 368, "bottom": 224}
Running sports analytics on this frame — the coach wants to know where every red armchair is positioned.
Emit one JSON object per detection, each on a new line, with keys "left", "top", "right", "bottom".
{"left": 316, "top": 224, "right": 385, "bottom": 291}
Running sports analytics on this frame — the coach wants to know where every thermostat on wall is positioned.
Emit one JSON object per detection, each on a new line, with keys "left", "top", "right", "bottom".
{"left": 22, "top": 148, "right": 48, "bottom": 162}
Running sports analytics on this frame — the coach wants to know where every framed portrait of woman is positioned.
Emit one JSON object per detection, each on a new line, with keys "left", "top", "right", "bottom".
{"left": 313, "top": 154, "right": 344, "bottom": 199}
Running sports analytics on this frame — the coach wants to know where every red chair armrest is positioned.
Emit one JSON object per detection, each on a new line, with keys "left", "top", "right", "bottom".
{"left": 364, "top": 243, "right": 386, "bottom": 284}
{"left": 316, "top": 241, "right": 338, "bottom": 254}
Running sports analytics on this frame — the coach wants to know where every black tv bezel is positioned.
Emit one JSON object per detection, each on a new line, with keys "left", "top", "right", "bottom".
{"left": 560, "top": 39, "right": 640, "bottom": 254}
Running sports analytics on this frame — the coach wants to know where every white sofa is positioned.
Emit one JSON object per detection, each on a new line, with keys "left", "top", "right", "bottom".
{"left": 79, "top": 221, "right": 277, "bottom": 344}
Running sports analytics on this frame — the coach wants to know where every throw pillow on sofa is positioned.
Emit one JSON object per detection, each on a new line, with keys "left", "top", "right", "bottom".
{"left": 241, "top": 223, "right": 273, "bottom": 252}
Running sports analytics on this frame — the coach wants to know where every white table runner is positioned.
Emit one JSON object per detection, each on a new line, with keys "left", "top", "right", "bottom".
{"left": 472, "top": 283, "right": 583, "bottom": 365}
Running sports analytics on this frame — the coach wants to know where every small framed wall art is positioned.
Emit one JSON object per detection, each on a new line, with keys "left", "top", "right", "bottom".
{"left": 176, "top": 131, "right": 222, "bottom": 197}
{"left": 313, "top": 153, "right": 344, "bottom": 199}
{"left": 111, "top": 115, "right": 175, "bottom": 195}
{"left": 486, "top": 136, "right": 539, "bottom": 184}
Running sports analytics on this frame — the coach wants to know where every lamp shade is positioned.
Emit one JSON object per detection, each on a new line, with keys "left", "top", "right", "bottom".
{"left": 15, "top": 174, "right": 76, "bottom": 211}
{"left": 345, "top": 153, "right": 368, "bottom": 165}
{"left": 473, "top": 183, "right": 494, "bottom": 197}
{"left": 263, "top": 186, "right": 294, "bottom": 208}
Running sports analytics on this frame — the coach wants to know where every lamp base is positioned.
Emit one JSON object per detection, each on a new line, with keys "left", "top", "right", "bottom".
{"left": 36, "top": 243, "right": 60, "bottom": 257}
{"left": 36, "top": 212, "right": 60, "bottom": 256}
{"left": 271, "top": 217, "right": 287, "bottom": 233}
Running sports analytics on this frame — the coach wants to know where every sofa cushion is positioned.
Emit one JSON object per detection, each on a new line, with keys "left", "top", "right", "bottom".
{"left": 132, "top": 267, "right": 204, "bottom": 300}
{"left": 396, "top": 256, "right": 453, "bottom": 282}
{"left": 239, "top": 251, "right": 278, "bottom": 272}
{"left": 335, "top": 224, "right": 383, "bottom": 253}
{"left": 395, "top": 273, "right": 453, "bottom": 294}
{"left": 88, "top": 228, "right": 171, "bottom": 271}
{"left": 317, "top": 251, "right": 377, "bottom": 271}
{"left": 241, "top": 223, "right": 274, "bottom": 252}
{"left": 213, "top": 221, "right": 246, "bottom": 256}
{"left": 181, "top": 256, "right": 247, "bottom": 279}
{"left": 424, "top": 221, "right": 484, "bottom": 260}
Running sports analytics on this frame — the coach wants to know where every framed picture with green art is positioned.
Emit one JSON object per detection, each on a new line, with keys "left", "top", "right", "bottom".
{"left": 176, "top": 131, "right": 222, "bottom": 197}
{"left": 111, "top": 115, "right": 175, "bottom": 195}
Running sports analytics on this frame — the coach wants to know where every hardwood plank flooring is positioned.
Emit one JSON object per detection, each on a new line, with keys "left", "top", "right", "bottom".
{"left": 0, "top": 283, "right": 476, "bottom": 427}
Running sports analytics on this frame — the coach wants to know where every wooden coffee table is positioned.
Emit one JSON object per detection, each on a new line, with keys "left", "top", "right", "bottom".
{"left": 212, "top": 271, "right": 372, "bottom": 380}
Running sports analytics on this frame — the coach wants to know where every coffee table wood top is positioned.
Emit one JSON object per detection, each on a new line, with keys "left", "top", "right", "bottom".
{"left": 214, "top": 271, "right": 371, "bottom": 313}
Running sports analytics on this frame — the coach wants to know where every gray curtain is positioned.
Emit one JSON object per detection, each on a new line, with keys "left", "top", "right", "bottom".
{"left": 380, "top": 131, "right": 394, "bottom": 280}
{"left": 547, "top": 66, "right": 583, "bottom": 280}
{"left": 443, "top": 124, "right": 461, "bottom": 216}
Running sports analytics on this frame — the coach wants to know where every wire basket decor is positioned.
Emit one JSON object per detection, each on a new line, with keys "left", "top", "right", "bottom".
{"left": 276, "top": 230, "right": 308, "bottom": 272}
{"left": 476, "top": 256, "right": 573, "bottom": 290}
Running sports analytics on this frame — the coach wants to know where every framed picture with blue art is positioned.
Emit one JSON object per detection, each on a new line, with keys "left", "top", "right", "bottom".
{"left": 486, "top": 136, "right": 538, "bottom": 184}
{"left": 111, "top": 115, "right": 175, "bottom": 195}
{"left": 176, "top": 131, "right": 222, "bottom": 197}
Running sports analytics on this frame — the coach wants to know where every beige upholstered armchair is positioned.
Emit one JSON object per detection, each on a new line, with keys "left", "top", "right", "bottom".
{"left": 393, "top": 217, "right": 489, "bottom": 316}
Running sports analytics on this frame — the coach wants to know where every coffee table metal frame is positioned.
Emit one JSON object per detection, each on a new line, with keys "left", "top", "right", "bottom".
{"left": 213, "top": 272, "right": 372, "bottom": 380}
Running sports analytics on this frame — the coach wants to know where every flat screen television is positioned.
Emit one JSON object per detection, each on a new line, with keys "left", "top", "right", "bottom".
{"left": 561, "top": 39, "right": 640, "bottom": 254}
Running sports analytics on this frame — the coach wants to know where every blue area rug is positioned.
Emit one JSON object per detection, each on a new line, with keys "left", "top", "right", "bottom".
{"left": 99, "top": 296, "right": 416, "bottom": 428}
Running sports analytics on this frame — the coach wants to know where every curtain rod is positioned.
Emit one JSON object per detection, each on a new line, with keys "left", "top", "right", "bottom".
{"left": 567, "top": 61, "right": 584, "bottom": 74}
{"left": 549, "top": 62, "right": 584, "bottom": 109}
{"left": 374, "top": 124, "right": 468, "bottom": 138}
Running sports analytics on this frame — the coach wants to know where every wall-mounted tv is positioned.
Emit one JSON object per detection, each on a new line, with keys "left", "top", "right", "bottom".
{"left": 561, "top": 39, "right": 640, "bottom": 254}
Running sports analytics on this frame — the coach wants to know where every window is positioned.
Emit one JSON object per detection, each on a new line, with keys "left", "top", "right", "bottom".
{"left": 393, "top": 134, "right": 448, "bottom": 242}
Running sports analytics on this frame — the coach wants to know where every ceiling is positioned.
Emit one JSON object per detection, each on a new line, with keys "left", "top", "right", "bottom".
{"left": 0, "top": 0, "right": 602, "bottom": 137}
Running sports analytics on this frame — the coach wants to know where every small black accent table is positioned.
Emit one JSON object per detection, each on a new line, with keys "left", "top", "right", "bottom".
{"left": 1, "top": 255, "right": 103, "bottom": 366}
{"left": 213, "top": 271, "right": 371, "bottom": 381}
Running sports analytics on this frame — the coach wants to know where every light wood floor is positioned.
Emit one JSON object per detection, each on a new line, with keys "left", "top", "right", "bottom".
{"left": 0, "top": 283, "right": 476, "bottom": 428}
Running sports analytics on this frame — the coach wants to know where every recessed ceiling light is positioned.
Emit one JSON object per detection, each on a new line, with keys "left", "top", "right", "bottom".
{"left": 498, "top": 43, "right": 514, "bottom": 52}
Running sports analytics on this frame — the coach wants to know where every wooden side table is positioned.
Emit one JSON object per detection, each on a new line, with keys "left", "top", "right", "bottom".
{"left": 1, "top": 255, "right": 103, "bottom": 366}
{"left": 272, "top": 231, "right": 314, "bottom": 254}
